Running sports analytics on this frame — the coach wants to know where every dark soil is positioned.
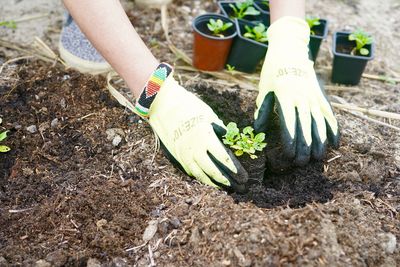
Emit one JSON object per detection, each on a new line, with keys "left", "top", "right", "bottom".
{"left": 336, "top": 43, "right": 370, "bottom": 57}
{"left": 311, "top": 23, "right": 324, "bottom": 37}
{"left": 0, "top": 62, "right": 163, "bottom": 265}
{"left": 0, "top": 54, "right": 399, "bottom": 267}
{"left": 336, "top": 43, "right": 355, "bottom": 55}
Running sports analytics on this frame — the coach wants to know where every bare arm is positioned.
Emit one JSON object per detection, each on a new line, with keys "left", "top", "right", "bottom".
{"left": 270, "top": 0, "right": 305, "bottom": 22}
{"left": 62, "top": 0, "right": 159, "bottom": 98}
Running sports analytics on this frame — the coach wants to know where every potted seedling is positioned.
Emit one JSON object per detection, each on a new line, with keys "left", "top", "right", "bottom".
{"left": 306, "top": 16, "right": 329, "bottom": 62}
{"left": 332, "top": 29, "right": 374, "bottom": 85}
{"left": 192, "top": 14, "right": 236, "bottom": 71}
{"left": 254, "top": 0, "right": 270, "bottom": 26}
{"left": 218, "top": 0, "right": 268, "bottom": 25}
{"left": 223, "top": 122, "right": 268, "bottom": 182}
{"left": 226, "top": 20, "right": 268, "bottom": 73}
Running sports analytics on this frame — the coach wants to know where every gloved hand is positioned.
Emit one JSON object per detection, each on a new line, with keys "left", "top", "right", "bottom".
{"left": 254, "top": 17, "right": 339, "bottom": 165}
{"left": 146, "top": 72, "right": 248, "bottom": 193}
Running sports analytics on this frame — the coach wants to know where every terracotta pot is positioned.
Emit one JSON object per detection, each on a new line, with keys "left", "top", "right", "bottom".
{"left": 192, "top": 13, "right": 237, "bottom": 71}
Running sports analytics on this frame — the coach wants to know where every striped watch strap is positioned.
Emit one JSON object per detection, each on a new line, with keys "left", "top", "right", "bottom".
{"left": 135, "top": 62, "right": 173, "bottom": 117}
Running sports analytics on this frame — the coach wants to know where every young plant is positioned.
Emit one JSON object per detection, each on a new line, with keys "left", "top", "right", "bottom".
{"left": 0, "top": 130, "right": 11, "bottom": 153}
{"left": 306, "top": 16, "right": 320, "bottom": 35}
{"left": 207, "top": 18, "right": 233, "bottom": 37}
{"left": 349, "top": 29, "right": 373, "bottom": 56}
{"left": 226, "top": 64, "right": 236, "bottom": 74}
{"left": 229, "top": 0, "right": 261, "bottom": 19}
{"left": 0, "top": 20, "right": 17, "bottom": 29}
{"left": 0, "top": 118, "right": 10, "bottom": 153}
{"left": 223, "top": 122, "right": 266, "bottom": 159}
{"left": 244, "top": 23, "right": 268, "bottom": 43}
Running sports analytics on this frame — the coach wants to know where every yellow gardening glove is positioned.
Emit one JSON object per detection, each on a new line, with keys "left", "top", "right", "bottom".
{"left": 254, "top": 17, "right": 339, "bottom": 165}
{"left": 148, "top": 76, "right": 248, "bottom": 193}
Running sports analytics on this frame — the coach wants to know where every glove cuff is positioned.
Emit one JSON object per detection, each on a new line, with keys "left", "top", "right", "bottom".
{"left": 135, "top": 62, "right": 173, "bottom": 117}
{"left": 267, "top": 16, "right": 310, "bottom": 46}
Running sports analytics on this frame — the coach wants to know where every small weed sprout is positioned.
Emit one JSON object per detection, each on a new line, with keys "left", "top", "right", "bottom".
{"left": 229, "top": 0, "right": 261, "bottom": 19}
{"left": 226, "top": 64, "right": 236, "bottom": 74}
{"left": 223, "top": 122, "right": 266, "bottom": 159}
{"left": 0, "top": 20, "right": 17, "bottom": 29}
{"left": 207, "top": 18, "right": 233, "bottom": 37}
{"left": 0, "top": 130, "right": 10, "bottom": 153}
{"left": 244, "top": 23, "right": 268, "bottom": 43}
{"left": 306, "top": 16, "right": 320, "bottom": 35}
{"left": 349, "top": 29, "right": 373, "bottom": 56}
{"left": 0, "top": 118, "right": 10, "bottom": 153}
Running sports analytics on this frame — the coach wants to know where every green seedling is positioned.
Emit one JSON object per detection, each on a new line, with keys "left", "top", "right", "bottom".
{"left": 223, "top": 122, "right": 266, "bottom": 159}
{"left": 0, "top": 118, "right": 10, "bottom": 153}
{"left": 349, "top": 29, "right": 373, "bottom": 56}
{"left": 149, "top": 38, "right": 159, "bottom": 48}
{"left": 0, "top": 130, "right": 11, "bottom": 153}
{"left": 226, "top": 64, "right": 236, "bottom": 74}
{"left": 306, "top": 16, "right": 320, "bottom": 35}
{"left": 207, "top": 18, "right": 233, "bottom": 37}
{"left": 0, "top": 20, "right": 17, "bottom": 29}
{"left": 229, "top": 0, "right": 261, "bottom": 19}
{"left": 244, "top": 23, "right": 268, "bottom": 43}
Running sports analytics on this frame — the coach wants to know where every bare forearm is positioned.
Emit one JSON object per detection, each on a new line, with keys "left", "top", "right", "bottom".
{"left": 270, "top": 0, "right": 305, "bottom": 23}
{"left": 62, "top": 0, "right": 159, "bottom": 97}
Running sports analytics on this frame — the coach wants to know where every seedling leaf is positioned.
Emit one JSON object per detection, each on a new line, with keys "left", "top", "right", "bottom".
{"left": 0, "top": 145, "right": 10, "bottom": 152}
{"left": 230, "top": 0, "right": 260, "bottom": 19}
{"left": 207, "top": 18, "right": 233, "bottom": 36}
{"left": 243, "top": 23, "right": 268, "bottom": 43}
{"left": 243, "top": 6, "right": 260, "bottom": 16}
{"left": 349, "top": 29, "right": 373, "bottom": 56}
{"left": 306, "top": 16, "right": 320, "bottom": 36}
{"left": 360, "top": 48, "right": 369, "bottom": 56}
{"left": 226, "top": 64, "right": 236, "bottom": 74}
{"left": 235, "top": 150, "right": 244, "bottom": 157}
{"left": 0, "top": 20, "right": 17, "bottom": 29}
{"left": 0, "top": 130, "right": 9, "bottom": 142}
{"left": 254, "top": 133, "right": 265, "bottom": 143}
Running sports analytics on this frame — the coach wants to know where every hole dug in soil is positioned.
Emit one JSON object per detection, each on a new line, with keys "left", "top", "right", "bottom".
{"left": 194, "top": 84, "right": 335, "bottom": 208}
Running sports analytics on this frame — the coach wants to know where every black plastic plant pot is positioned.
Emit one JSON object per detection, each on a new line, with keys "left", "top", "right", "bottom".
{"left": 218, "top": 1, "right": 268, "bottom": 26}
{"left": 254, "top": 0, "right": 270, "bottom": 26}
{"left": 192, "top": 13, "right": 237, "bottom": 71}
{"left": 309, "top": 19, "right": 328, "bottom": 62}
{"left": 331, "top": 31, "right": 375, "bottom": 85}
{"left": 226, "top": 19, "right": 268, "bottom": 73}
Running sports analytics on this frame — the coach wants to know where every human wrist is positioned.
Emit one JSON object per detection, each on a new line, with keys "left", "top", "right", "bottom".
{"left": 270, "top": 0, "right": 305, "bottom": 23}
